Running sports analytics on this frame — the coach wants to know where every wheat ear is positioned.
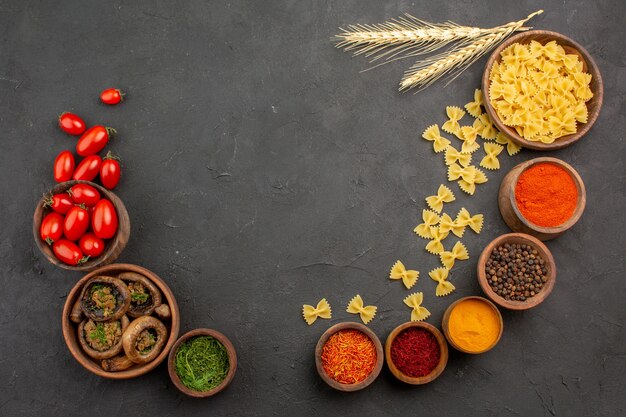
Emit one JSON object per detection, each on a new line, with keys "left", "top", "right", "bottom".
{"left": 399, "top": 10, "right": 543, "bottom": 92}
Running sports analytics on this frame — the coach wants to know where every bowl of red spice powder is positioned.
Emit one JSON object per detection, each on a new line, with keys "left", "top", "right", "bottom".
{"left": 384, "top": 322, "right": 448, "bottom": 385}
{"left": 315, "top": 322, "right": 384, "bottom": 391}
{"left": 498, "top": 157, "right": 586, "bottom": 241}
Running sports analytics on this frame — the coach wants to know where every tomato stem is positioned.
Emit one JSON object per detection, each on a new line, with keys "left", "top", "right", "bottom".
{"left": 103, "top": 151, "right": 121, "bottom": 161}
{"left": 45, "top": 237, "right": 54, "bottom": 246}
{"left": 105, "top": 127, "right": 117, "bottom": 137}
{"left": 78, "top": 256, "right": 90, "bottom": 265}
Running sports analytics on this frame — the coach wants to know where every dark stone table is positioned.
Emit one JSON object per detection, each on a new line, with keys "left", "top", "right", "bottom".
{"left": 1, "top": 1, "right": 624, "bottom": 416}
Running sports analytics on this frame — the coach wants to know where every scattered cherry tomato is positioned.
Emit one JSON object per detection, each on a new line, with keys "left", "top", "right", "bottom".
{"left": 92, "top": 198, "right": 118, "bottom": 239}
{"left": 53, "top": 150, "right": 75, "bottom": 182}
{"left": 43, "top": 193, "right": 74, "bottom": 214}
{"left": 52, "top": 239, "right": 87, "bottom": 265}
{"left": 63, "top": 205, "right": 90, "bottom": 241}
{"left": 100, "top": 152, "right": 121, "bottom": 189}
{"left": 68, "top": 183, "right": 101, "bottom": 206}
{"left": 76, "top": 125, "right": 116, "bottom": 156}
{"left": 73, "top": 155, "right": 102, "bottom": 181}
{"left": 40, "top": 212, "right": 64, "bottom": 245}
{"left": 100, "top": 88, "right": 124, "bottom": 105}
{"left": 79, "top": 232, "right": 105, "bottom": 257}
{"left": 58, "top": 112, "right": 86, "bottom": 135}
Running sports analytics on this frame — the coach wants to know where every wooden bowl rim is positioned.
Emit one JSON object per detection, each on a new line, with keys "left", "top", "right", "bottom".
{"left": 315, "top": 322, "right": 384, "bottom": 392}
{"left": 505, "top": 157, "right": 586, "bottom": 233}
{"left": 477, "top": 233, "right": 557, "bottom": 310}
{"left": 384, "top": 321, "right": 448, "bottom": 384}
{"left": 61, "top": 263, "right": 180, "bottom": 379}
{"left": 482, "top": 29, "right": 603, "bottom": 150}
{"left": 167, "top": 328, "right": 238, "bottom": 398}
{"left": 33, "top": 180, "right": 130, "bottom": 271}
{"left": 441, "top": 296, "right": 504, "bottom": 354}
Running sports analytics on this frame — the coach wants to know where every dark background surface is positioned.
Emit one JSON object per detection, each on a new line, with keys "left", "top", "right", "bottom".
{"left": 1, "top": 0, "right": 624, "bottom": 416}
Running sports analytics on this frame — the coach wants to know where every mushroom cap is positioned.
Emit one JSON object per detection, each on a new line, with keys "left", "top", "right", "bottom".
{"left": 118, "top": 271, "right": 162, "bottom": 318}
{"left": 122, "top": 315, "right": 168, "bottom": 364}
{"left": 80, "top": 276, "right": 131, "bottom": 322}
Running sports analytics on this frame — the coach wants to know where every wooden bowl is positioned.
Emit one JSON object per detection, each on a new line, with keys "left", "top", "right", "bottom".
{"left": 33, "top": 180, "right": 130, "bottom": 271}
{"left": 477, "top": 233, "right": 557, "bottom": 310}
{"left": 482, "top": 30, "right": 603, "bottom": 150}
{"left": 498, "top": 157, "right": 586, "bottom": 240}
{"left": 384, "top": 321, "right": 448, "bottom": 384}
{"left": 315, "top": 322, "right": 384, "bottom": 392}
{"left": 62, "top": 264, "right": 180, "bottom": 379}
{"left": 442, "top": 296, "right": 503, "bottom": 354}
{"left": 168, "top": 328, "right": 237, "bottom": 398}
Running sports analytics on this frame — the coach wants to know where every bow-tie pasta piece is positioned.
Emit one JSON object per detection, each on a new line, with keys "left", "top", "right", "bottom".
{"left": 439, "top": 241, "right": 469, "bottom": 269}
{"left": 346, "top": 295, "right": 377, "bottom": 324}
{"left": 429, "top": 267, "right": 455, "bottom": 297}
{"left": 465, "top": 89, "right": 484, "bottom": 118}
{"left": 425, "top": 226, "right": 449, "bottom": 255}
{"left": 425, "top": 184, "right": 455, "bottom": 213}
{"left": 438, "top": 213, "right": 466, "bottom": 238}
{"left": 302, "top": 298, "right": 332, "bottom": 325}
{"left": 442, "top": 106, "right": 466, "bottom": 138}
{"left": 478, "top": 113, "right": 498, "bottom": 140}
{"left": 445, "top": 145, "right": 472, "bottom": 167}
{"left": 448, "top": 163, "right": 476, "bottom": 183}
{"left": 422, "top": 124, "right": 451, "bottom": 153}
{"left": 455, "top": 207, "right": 484, "bottom": 233}
{"left": 389, "top": 260, "right": 419, "bottom": 289}
{"left": 480, "top": 142, "right": 504, "bottom": 170}
{"left": 495, "top": 132, "right": 522, "bottom": 156}
{"left": 404, "top": 292, "right": 431, "bottom": 322}
{"left": 414, "top": 209, "right": 441, "bottom": 239}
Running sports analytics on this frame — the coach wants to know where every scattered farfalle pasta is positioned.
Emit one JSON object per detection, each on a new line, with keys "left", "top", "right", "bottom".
{"left": 455, "top": 207, "right": 484, "bottom": 233}
{"left": 414, "top": 209, "right": 441, "bottom": 238}
{"left": 444, "top": 145, "right": 471, "bottom": 167}
{"left": 465, "top": 89, "right": 484, "bottom": 118}
{"left": 496, "top": 132, "right": 522, "bottom": 156}
{"left": 422, "top": 124, "right": 451, "bottom": 153}
{"left": 489, "top": 40, "right": 593, "bottom": 143}
{"left": 478, "top": 113, "right": 498, "bottom": 140}
{"left": 439, "top": 241, "right": 469, "bottom": 269}
{"left": 403, "top": 292, "right": 431, "bottom": 322}
{"left": 438, "top": 213, "right": 465, "bottom": 238}
{"left": 442, "top": 106, "right": 465, "bottom": 138}
{"left": 459, "top": 118, "right": 483, "bottom": 154}
{"left": 425, "top": 184, "right": 455, "bottom": 213}
{"left": 456, "top": 165, "right": 488, "bottom": 195}
{"left": 346, "top": 295, "right": 377, "bottom": 324}
{"left": 389, "top": 260, "right": 419, "bottom": 289}
{"left": 425, "top": 226, "right": 449, "bottom": 255}
{"left": 302, "top": 298, "right": 332, "bottom": 325}
{"left": 480, "top": 142, "right": 504, "bottom": 170}
{"left": 429, "top": 267, "right": 455, "bottom": 297}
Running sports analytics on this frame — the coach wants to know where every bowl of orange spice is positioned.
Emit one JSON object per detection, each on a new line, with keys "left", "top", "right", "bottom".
{"left": 315, "top": 322, "right": 383, "bottom": 392}
{"left": 498, "top": 157, "right": 586, "bottom": 241}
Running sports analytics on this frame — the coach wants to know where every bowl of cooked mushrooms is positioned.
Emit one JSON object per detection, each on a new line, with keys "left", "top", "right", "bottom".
{"left": 62, "top": 263, "right": 180, "bottom": 379}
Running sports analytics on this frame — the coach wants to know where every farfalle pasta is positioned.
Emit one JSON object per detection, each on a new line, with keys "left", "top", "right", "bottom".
{"left": 438, "top": 213, "right": 465, "bottom": 238}
{"left": 346, "top": 295, "right": 377, "bottom": 324}
{"left": 455, "top": 207, "right": 484, "bottom": 233}
{"left": 478, "top": 113, "right": 498, "bottom": 140}
{"left": 489, "top": 40, "right": 593, "bottom": 142}
{"left": 422, "top": 124, "right": 451, "bottom": 153}
{"left": 459, "top": 118, "right": 483, "bottom": 154}
{"left": 439, "top": 241, "right": 469, "bottom": 269}
{"left": 414, "top": 209, "right": 440, "bottom": 238}
{"left": 496, "top": 132, "right": 522, "bottom": 156}
{"left": 403, "top": 292, "right": 431, "bottom": 322}
{"left": 425, "top": 226, "right": 449, "bottom": 255}
{"left": 302, "top": 298, "right": 332, "bottom": 325}
{"left": 444, "top": 145, "right": 471, "bottom": 167}
{"left": 465, "top": 89, "right": 484, "bottom": 118}
{"left": 442, "top": 106, "right": 465, "bottom": 138}
{"left": 425, "top": 184, "right": 455, "bottom": 213}
{"left": 480, "top": 142, "right": 504, "bottom": 170}
{"left": 389, "top": 260, "right": 419, "bottom": 289}
{"left": 429, "top": 267, "right": 455, "bottom": 297}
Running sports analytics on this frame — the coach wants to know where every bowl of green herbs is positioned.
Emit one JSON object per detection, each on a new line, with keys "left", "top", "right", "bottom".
{"left": 167, "top": 328, "right": 237, "bottom": 397}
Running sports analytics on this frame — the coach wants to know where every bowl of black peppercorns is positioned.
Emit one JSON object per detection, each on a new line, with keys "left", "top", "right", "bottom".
{"left": 477, "top": 233, "right": 556, "bottom": 310}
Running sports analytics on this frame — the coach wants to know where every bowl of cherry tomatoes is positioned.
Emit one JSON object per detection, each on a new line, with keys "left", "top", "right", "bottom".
{"left": 33, "top": 180, "right": 130, "bottom": 271}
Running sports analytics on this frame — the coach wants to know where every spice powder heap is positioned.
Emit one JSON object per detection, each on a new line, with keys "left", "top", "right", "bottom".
{"left": 321, "top": 329, "right": 377, "bottom": 384}
{"left": 448, "top": 299, "right": 500, "bottom": 353}
{"left": 390, "top": 328, "right": 440, "bottom": 378}
{"left": 514, "top": 162, "right": 578, "bottom": 227}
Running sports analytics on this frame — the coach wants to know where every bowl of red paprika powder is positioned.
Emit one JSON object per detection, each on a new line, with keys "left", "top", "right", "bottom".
{"left": 315, "top": 322, "right": 384, "bottom": 392}
{"left": 498, "top": 157, "right": 586, "bottom": 241}
{"left": 384, "top": 322, "right": 448, "bottom": 385}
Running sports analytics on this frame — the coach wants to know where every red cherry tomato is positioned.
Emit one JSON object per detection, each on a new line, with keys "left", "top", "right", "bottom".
{"left": 63, "top": 205, "right": 90, "bottom": 241}
{"left": 100, "top": 88, "right": 124, "bottom": 105}
{"left": 52, "top": 239, "right": 87, "bottom": 265}
{"left": 76, "top": 126, "right": 116, "bottom": 156}
{"left": 40, "top": 212, "right": 64, "bottom": 244}
{"left": 73, "top": 155, "right": 102, "bottom": 181}
{"left": 58, "top": 112, "right": 86, "bottom": 135}
{"left": 43, "top": 193, "right": 74, "bottom": 214}
{"left": 79, "top": 232, "right": 105, "bottom": 257}
{"left": 100, "top": 152, "right": 121, "bottom": 189}
{"left": 92, "top": 199, "right": 118, "bottom": 239}
{"left": 68, "top": 184, "right": 101, "bottom": 206}
{"left": 54, "top": 150, "right": 75, "bottom": 182}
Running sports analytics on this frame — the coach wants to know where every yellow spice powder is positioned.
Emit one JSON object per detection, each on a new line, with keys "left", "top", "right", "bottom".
{"left": 448, "top": 299, "right": 500, "bottom": 352}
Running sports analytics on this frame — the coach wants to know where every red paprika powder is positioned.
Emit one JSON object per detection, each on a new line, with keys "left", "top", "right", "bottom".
{"left": 514, "top": 162, "right": 578, "bottom": 227}
{"left": 390, "top": 328, "right": 440, "bottom": 377}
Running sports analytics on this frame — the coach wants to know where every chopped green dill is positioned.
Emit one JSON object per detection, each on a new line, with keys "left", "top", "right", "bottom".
{"left": 140, "top": 331, "right": 156, "bottom": 354}
{"left": 131, "top": 292, "right": 150, "bottom": 303}
{"left": 174, "top": 336, "right": 230, "bottom": 392}
{"left": 89, "top": 323, "right": 108, "bottom": 345}
{"left": 90, "top": 284, "right": 104, "bottom": 294}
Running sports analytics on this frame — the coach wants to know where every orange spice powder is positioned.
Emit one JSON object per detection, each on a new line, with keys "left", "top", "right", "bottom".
{"left": 321, "top": 329, "right": 376, "bottom": 384}
{"left": 514, "top": 162, "right": 578, "bottom": 227}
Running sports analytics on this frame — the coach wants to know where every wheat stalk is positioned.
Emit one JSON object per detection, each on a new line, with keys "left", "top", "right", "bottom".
{"left": 399, "top": 10, "right": 543, "bottom": 92}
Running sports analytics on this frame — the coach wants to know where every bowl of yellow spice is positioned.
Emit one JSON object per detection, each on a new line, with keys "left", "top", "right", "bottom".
{"left": 482, "top": 30, "right": 603, "bottom": 150}
{"left": 442, "top": 296, "right": 503, "bottom": 354}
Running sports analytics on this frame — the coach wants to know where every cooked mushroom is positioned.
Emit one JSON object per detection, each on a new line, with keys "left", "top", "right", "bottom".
{"left": 101, "top": 354, "right": 135, "bottom": 372}
{"left": 78, "top": 315, "right": 130, "bottom": 360}
{"left": 122, "top": 316, "right": 168, "bottom": 364}
{"left": 118, "top": 272, "right": 162, "bottom": 318}
{"left": 80, "top": 276, "right": 130, "bottom": 322}
{"left": 154, "top": 303, "right": 171, "bottom": 320}
{"left": 70, "top": 298, "right": 84, "bottom": 323}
